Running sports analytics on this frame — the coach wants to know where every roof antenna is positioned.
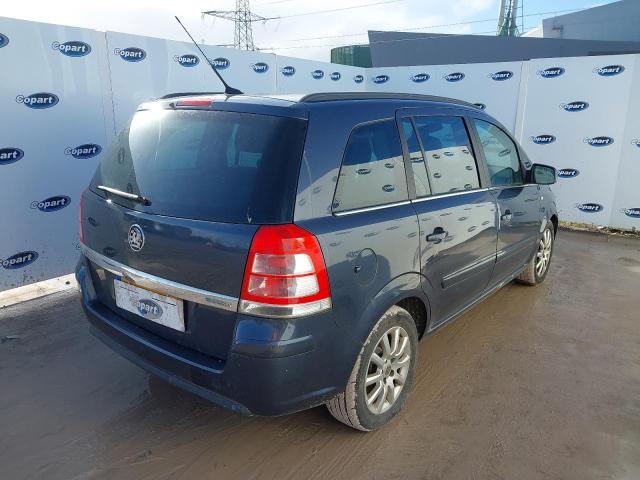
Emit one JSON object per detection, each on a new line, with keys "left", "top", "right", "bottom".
{"left": 174, "top": 16, "right": 243, "bottom": 95}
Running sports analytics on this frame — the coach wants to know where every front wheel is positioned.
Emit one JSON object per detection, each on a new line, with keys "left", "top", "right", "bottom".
{"left": 326, "top": 305, "right": 418, "bottom": 431}
{"left": 516, "top": 223, "right": 554, "bottom": 285}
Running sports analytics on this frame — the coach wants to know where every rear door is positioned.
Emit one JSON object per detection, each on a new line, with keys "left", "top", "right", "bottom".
{"left": 470, "top": 118, "right": 541, "bottom": 285}
{"left": 397, "top": 108, "right": 498, "bottom": 329}
{"left": 81, "top": 106, "right": 307, "bottom": 359}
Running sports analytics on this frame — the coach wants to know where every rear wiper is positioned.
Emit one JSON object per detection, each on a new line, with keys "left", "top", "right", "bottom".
{"left": 97, "top": 185, "right": 151, "bottom": 206}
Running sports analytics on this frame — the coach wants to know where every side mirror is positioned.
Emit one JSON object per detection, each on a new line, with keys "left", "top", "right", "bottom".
{"left": 531, "top": 163, "right": 556, "bottom": 185}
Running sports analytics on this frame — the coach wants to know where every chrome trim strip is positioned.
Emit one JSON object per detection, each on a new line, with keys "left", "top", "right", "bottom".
{"left": 333, "top": 187, "right": 493, "bottom": 216}
{"left": 487, "top": 184, "right": 537, "bottom": 191}
{"left": 428, "top": 264, "right": 526, "bottom": 334}
{"left": 238, "top": 298, "right": 331, "bottom": 319}
{"left": 496, "top": 237, "right": 537, "bottom": 260}
{"left": 333, "top": 200, "right": 412, "bottom": 217}
{"left": 81, "top": 244, "right": 239, "bottom": 312}
{"left": 411, "top": 188, "right": 490, "bottom": 204}
{"left": 441, "top": 253, "right": 496, "bottom": 289}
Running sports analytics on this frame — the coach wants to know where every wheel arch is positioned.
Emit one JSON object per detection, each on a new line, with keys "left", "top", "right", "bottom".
{"left": 550, "top": 214, "right": 558, "bottom": 235}
{"left": 356, "top": 273, "right": 431, "bottom": 344}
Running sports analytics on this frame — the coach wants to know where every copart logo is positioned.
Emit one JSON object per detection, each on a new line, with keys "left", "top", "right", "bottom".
{"left": 312, "top": 69, "right": 324, "bottom": 79}
{"left": 136, "top": 299, "right": 163, "bottom": 319}
{"left": 531, "top": 134, "right": 556, "bottom": 145}
{"left": 557, "top": 168, "right": 579, "bottom": 178}
{"left": 410, "top": 73, "right": 429, "bottom": 83}
{"left": 353, "top": 74, "right": 364, "bottom": 84}
{"left": 114, "top": 47, "right": 146, "bottom": 62}
{"left": 594, "top": 65, "right": 624, "bottom": 77}
{"left": 576, "top": 203, "right": 603, "bottom": 213}
{"left": 444, "top": 72, "right": 464, "bottom": 82}
{"left": 584, "top": 136, "right": 614, "bottom": 147}
{"left": 212, "top": 57, "right": 230, "bottom": 69}
{"left": 330, "top": 71, "right": 341, "bottom": 81}
{"left": 1, "top": 251, "right": 38, "bottom": 270}
{"left": 16, "top": 93, "right": 59, "bottom": 109}
{"left": 0, "top": 147, "right": 24, "bottom": 165}
{"left": 560, "top": 101, "right": 588, "bottom": 112}
{"left": 51, "top": 40, "right": 91, "bottom": 57}
{"left": 489, "top": 70, "right": 513, "bottom": 81}
{"left": 473, "top": 103, "right": 486, "bottom": 110}
{"left": 621, "top": 207, "right": 640, "bottom": 218}
{"left": 281, "top": 65, "right": 295, "bottom": 76}
{"left": 251, "top": 62, "right": 269, "bottom": 73}
{"left": 31, "top": 195, "right": 71, "bottom": 212}
{"left": 174, "top": 54, "right": 199, "bottom": 67}
{"left": 65, "top": 144, "right": 102, "bottom": 159}
{"left": 373, "top": 74, "right": 389, "bottom": 84}
{"left": 0, "top": 33, "right": 9, "bottom": 48}
{"left": 537, "top": 67, "right": 565, "bottom": 78}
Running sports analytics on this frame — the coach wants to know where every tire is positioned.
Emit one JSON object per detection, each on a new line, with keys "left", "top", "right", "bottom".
{"left": 516, "top": 223, "right": 555, "bottom": 286}
{"left": 326, "top": 305, "right": 418, "bottom": 431}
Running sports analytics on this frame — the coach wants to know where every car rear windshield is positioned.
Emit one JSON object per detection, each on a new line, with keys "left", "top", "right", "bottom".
{"left": 90, "top": 109, "right": 307, "bottom": 224}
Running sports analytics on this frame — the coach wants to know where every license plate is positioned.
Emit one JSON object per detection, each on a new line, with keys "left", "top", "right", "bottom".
{"left": 114, "top": 279, "right": 185, "bottom": 331}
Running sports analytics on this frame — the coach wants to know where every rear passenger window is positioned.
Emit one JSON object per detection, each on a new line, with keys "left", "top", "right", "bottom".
{"left": 473, "top": 119, "right": 523, "bottom": 187}
{"left": 409, "top": 116, "right": 480, "bottom": 195}
{"left": 333, "top": 120, "right": 408, "bottom": 213}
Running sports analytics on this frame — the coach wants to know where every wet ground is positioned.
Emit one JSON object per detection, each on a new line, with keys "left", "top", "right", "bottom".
{"left": 1, "top": 230, "right": 639, "bottom": 480}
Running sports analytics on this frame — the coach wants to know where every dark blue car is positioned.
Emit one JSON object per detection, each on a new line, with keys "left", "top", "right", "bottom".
{"left": 76, "top": 92, "right": 558, "bottom": 431}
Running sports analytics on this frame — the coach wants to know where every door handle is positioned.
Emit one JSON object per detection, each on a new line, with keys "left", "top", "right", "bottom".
{"left": 426, "top": 227, "right": 447, "bottom": 244}
{"left": 501, "top": 210, "right": 513, "bottom": 222}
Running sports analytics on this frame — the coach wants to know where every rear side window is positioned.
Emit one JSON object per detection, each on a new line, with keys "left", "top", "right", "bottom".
{"left": 332, "top": 120, "right": 408, "bottom": 213}
{"left": 408, "top": 116, "right": 480, "bottom": 195}
{"left": 90, "top": 109, "right": 307, "bottom": 224}
{"left": 473, "top": 119, "right": 523, "bottom": 187}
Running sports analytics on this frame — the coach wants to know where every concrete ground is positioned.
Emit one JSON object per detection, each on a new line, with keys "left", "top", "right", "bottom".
{"left": 1, "top": 230, "right": 639, "bottom": 480}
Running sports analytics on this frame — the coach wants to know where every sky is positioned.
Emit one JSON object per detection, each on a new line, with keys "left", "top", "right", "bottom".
{"left": 0, "top": 0, "right": 613, "bottom": 61}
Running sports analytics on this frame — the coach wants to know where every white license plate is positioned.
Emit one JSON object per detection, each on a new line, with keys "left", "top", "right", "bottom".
{"left": 114, "top": 279, "right": 185, "bottom": 332}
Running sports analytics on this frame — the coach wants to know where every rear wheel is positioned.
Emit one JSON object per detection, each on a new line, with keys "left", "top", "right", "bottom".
{"left": 326, "top": 305, "right": 418, "bottom": 431}
{"left": 517, "top": 224, "right": 554, "bottom": 285}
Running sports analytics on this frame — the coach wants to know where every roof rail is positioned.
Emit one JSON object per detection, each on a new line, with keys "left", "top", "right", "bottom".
{"left": 299, "top": 92, "right": 477, "bottom": 108}
{"left": 159, "top": 92, "right": 226, "bottom": 100}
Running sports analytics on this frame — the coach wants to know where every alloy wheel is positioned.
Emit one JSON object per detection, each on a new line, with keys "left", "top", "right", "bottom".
{"left": 536, "top": 228, "right": 553, "bottom": 277}
{"left": 364, "top": 326, "right": 411, "bottom": 415}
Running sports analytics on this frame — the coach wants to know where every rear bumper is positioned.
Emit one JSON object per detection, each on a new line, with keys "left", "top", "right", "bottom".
{"left": 76, "top": 257, "right": 355, "bottom": 416}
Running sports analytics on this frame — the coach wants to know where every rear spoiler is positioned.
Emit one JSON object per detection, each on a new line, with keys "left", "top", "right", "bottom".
{"left": 159, "top": 92, "right": 226, "bottom": 100}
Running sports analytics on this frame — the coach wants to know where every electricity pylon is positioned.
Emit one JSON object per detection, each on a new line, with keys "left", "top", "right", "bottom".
{"left": 497, "top": 0, "right": 521, "bottom": 36}
{"left": 202, "top": 0, "right": 267, "bottom": 51}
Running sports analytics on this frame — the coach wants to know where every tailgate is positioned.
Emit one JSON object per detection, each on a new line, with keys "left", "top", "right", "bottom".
{"left": 81, "top": 190, "right": 257, "bottom": 360}
{"left": 79, "top": 105, "right": 306, "bottom": 359}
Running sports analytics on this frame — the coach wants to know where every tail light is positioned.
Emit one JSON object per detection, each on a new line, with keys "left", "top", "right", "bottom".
{"left": 79, "top": 189, "right": 85, "bottom": 244}
{"left": 239, "top": 224, "right": 331, "bottom": 318}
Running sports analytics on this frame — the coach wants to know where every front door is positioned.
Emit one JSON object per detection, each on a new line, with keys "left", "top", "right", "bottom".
{"left": 397, "top": 111, "right": 498, "bottom": 328}
{"left": 470, "top": 118, "right": 541, "bottom": 285}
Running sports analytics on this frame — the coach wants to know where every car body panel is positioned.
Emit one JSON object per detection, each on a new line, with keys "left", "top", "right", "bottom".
{"left": 298, "top": 204, "right": 421, "bottom": 343}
